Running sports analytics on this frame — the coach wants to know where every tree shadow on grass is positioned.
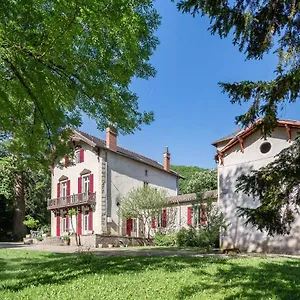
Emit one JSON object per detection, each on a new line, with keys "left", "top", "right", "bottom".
{"left": 0, "top": 252, "right": 227, "bottom": 293}
{"left": 1, "top": 251, "right": 300, "bottom": 300}
{"left": 177, "top": 257, "right": 300, "bottom": 299}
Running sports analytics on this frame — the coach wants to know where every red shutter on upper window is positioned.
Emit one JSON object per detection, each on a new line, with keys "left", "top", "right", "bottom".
{"left": 151, "top": 217, "right": 156, "bottom": 228}
{"left": 88, "top": 210, "right": 93, "bottom": 231}
{"left": 77, "top": 212, "right": 82, "bottom": 235}
{"left": 78, "top": 177, "right": 82, "bottom": 193}
{"left": 79, "top": 148, "right": 84, "bottom": 163}
{"left": 56, "top": 215, "right": 60, "bottom": 236}
{"left": 162, "top": 209, "right": 167, "bottom": 228}
{"left": 65, "top": 155, "right": 69, "bottom": 168}
{"left": 66, "top": 215, "right": 69, "bottom": 231}
{"left": 201, "top": 204, "right": 207, "bottom": 225}
{"left": 66, "top": 180, "right": 70, "bottom": 204}
{"left": 57, "top": 183, "right": 60, "bottom": 198}
{"left": 187, "top": 206, "right": 192, "bottom": 225}
{"left": 67, "top": 180, "right": 70, "bottom": 195}
{"left": 89, "top": 174, "right": 94, "bottom": 193}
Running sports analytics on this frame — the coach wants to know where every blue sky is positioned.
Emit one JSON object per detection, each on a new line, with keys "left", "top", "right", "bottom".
{"left": 80, "top": 1, "right": 300, "bottom": 169}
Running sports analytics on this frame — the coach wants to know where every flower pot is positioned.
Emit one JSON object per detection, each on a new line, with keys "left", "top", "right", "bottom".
{"left": 64, "top": 240, "right": 70, "bottom": 246}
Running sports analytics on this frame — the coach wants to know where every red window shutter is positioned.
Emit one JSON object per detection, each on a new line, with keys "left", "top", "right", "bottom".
{"left": 151, "top": 217, "right": 156, "bottom": 228}
{"left": 88, "top": 211, "right": 93, "bottom": 231}
{"left": 126, "top": 218, "right": 132, "bottom": 236}
{"left": 79, "top": 148, "right": 84, "bottom": 163}
{"left": 201, "top": 204, "right": 207, "bottom": 225}
{"left": 66, "top": 180, "right": 71, "bottom": 204}
{"left": 65, "top": 155, "right": 69, "bottom": 168}
{"left": 57, "top": 183, "right": 60, "bottom": 198}
{"left": 56, "top": 215, "right": 60, "bottom": 236}
{"left": 67, "top": 180, "right": 70, "bottom": 195}
{"left": 78, "top": 177, "right": 82, "bottom": 193}
{"left": 162, "top": 209, "right": 167, "bottom": 228}
{"left": 89, "top": 174, "right": 94, "bottom": 193}
{"left": 187, "top": 206, "right": 192, "bottom": 225}
{"left": 77, "top": 212, "right": 82, "bottom": 235}
{"left": 66, "top": 216, "right": 69, "bottom": 231}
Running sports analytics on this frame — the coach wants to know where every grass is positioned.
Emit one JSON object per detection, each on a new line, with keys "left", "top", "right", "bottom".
{"left": 1, "top": 249, "right": 300, "bottom": 299}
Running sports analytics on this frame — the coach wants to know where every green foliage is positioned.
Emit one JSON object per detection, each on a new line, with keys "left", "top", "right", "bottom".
{"left": 63, "top": 236, "right": 70, "bottom": 242}
{"left": 67, "top": 209, "right": 78, "bottom": 217}
{"left": 236, "top": 136, "right": 300, "bottom": 236}
{"left": 23, "top": 215, "right": 39, "bottom": 229}
{"left": 175, "top": 0, "right": 300, "bottom": 135}
{"left": 186, "top": 169, "right": 217, "bottom": 194}
{"left": 171, "top": 165, "right": 208, "bottom": 194}
{"left": 177, "top": 196, "right": 226, "bottom": 249}
{"left": 0, "top": 0, "right": 160, "bottom": 165}
{"left": 39, "top": 224, "right": 51, "bottom": 235}
{"left": 154, "top": 232, "right": 176, "bottom": 247}
{"left": 36, "top": 236, "right": 43, "bottom": 242}
{"left": 1, "top": 250, "right": 300, "bottom": 299}
{"left": 119, "top": 186, "right": 168, "bottom": 238}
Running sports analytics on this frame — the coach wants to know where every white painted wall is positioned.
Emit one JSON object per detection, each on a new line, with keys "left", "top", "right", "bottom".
{"left": 50, "top": 142, "right": 179, "bottom": 237}
{"left": 50, "top": 142, "right": 102, "bottom": 236}
{"left": 218, "top": 127, "right": 300, "bottom": 252}
{"left": 106, "top": 151, "right": 178, "bottom": 235}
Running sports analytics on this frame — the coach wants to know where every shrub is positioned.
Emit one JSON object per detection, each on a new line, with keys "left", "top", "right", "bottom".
{"left": 63, "top": 236, "right": 70, "bottom": 242}
{"left": 39, "top": 224, "right": 51, "bottom": 235}
{"left": 154, "top": 232, "right": 176, "bottom": 246}
{"left": 23, "top": 215, "right": 39, "bottom": 229}
{"left": 36, "top": 236, "right": 43, "bottom": 242}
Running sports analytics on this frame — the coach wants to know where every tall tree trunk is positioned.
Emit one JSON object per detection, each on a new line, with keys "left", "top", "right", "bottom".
{"left": 13, "top": 173, "right": 26, "bottom": 240}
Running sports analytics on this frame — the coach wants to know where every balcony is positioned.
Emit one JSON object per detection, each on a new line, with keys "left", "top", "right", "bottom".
{"left": 47, "top": 192, "right": 96, "bottom": 210}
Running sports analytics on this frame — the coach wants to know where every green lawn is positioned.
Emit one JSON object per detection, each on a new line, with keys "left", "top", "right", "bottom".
{"left": 1, "top": 250, "right": 300, "bottom": 299}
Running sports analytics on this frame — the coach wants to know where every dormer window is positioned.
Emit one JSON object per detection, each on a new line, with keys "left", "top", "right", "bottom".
{"left": 75, "top": 148, "right": 84, "bottom": 164}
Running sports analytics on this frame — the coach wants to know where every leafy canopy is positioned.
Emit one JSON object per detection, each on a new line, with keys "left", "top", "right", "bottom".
{"left": 236, "top": 137, "right": 300, "bottom": 236}
{"left": 175, "top": 0, "right": 300, "bottom": 134}
{"left": 170, "top": 165, "right": 206, "bottom": 193}
{"left": 186, "top": 169, "right": 217, "bottom": 194}
{"left": 1, "top": 0, "right": 160, "bottom": 163}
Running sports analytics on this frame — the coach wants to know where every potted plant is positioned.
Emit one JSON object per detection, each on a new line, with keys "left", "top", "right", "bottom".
{"left": 63, "top": 235, "right": 70, "bottom": 245}
{"left": 23, "top": 215, "right": 39, "bottom": 238}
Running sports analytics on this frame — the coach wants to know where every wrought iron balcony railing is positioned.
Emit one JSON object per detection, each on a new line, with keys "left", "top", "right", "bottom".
{"left": 47, "top": 192, "right": 96, "bottom": 210}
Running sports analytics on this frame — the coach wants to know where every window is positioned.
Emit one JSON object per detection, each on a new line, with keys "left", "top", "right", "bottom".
{"left": 82, "top": 175, "right": 90, "bottom": 194}
{"left": 61, "top": 181, "right": 67, "bottom": 198}
{"left": 260, "top": 142, "right": 271, "bottom": 154}
{"left": 62, "top": 217, "right": 66, "bottom": 232}
{"left": 83, "top": 212, "right": 89, "bottom": 232}
{"left": 75, "top": 150, "right": 81, "bottom": 164}
{"left": 193, "top": 205, "right": 206, "bottom": 227}
{"left": 145, "top": 169, "right": 148, "bottom": 177}
{"left": 131, "top": 219, "right": 137, "bottom": 232}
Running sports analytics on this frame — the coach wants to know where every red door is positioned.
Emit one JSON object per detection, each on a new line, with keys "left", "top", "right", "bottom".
{"left": 126, "top": 218, "right": 132, "bottom": 236}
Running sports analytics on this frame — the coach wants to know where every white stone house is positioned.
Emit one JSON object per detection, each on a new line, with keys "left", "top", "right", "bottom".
{"left": 48, "top": 127, "right": 183, "bottom": 244}
{"left": 213, "top": 119, "right": 300, "bottom": 253}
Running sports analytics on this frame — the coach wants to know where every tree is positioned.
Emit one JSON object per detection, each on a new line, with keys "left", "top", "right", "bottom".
{"left": 175, "top": 1, "right": 300, "bottom": 235}
{"left": 175, "top": 0, "right": 300, "bottom": 135}
{"left": 0, "top": 142, "right": 50, "bottom": 239}
{"left": 171, "top": 165, "right": 206, "bottom": 194}
{"left": 119, "top": 186, "right": 169, "bottom": 238}
{"left": 236, "top": 137, "right": 300, "bottom": 236}
{"left": 185, "top": 169, "right": 217, "bottom": 194}
{"left": 1, "top": 0, "right": 160, "bottom": 164}
{"left": 67, "top": 208, "right": 80, "bottom": 246}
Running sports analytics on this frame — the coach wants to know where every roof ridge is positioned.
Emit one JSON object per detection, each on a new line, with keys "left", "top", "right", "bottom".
{"left": 73, "top": 128, "right": 182, "bottom": 178}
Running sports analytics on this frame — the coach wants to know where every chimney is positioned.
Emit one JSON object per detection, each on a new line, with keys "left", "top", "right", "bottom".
{"left": 106, "top": 126, "right": 117, "bottom": 151}
{"left": 164, "top": 146, "right": 170, "bottom": 172}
